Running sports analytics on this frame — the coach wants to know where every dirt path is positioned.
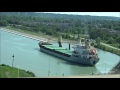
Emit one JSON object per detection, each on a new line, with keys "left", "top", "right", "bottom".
{"left": 101, "top": 42, "right": 120, "bottom": 51}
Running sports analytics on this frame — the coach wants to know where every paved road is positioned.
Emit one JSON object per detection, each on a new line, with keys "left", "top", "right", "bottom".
{"left": 100, "top": 42, "right": 120, "bottom": 51}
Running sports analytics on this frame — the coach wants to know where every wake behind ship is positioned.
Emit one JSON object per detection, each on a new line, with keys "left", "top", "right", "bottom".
{"left": 38, "top": 36, "right": 100, "bottom": 66}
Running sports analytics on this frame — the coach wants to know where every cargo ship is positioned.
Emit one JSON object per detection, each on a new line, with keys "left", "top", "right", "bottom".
{"left": 38, "top": 36, "right": 99, "bottom": 66}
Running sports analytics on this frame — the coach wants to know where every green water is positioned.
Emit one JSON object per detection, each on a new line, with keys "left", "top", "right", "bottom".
{"left": 0, "top": 29, "right": 120, "bottom": 77}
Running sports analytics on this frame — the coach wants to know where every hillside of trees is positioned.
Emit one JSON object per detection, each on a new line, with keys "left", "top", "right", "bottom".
{"left": 0, "top": 12, "right": 120, "bottom": 48}
{"left": 0, "top": 12, "right": 119, "bottom": 21}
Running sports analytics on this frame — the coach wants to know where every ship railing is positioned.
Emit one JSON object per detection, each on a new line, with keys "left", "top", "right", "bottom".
{"left": 80, "top": 55, "right": 96, "bottom": 57}
{"left": 80, "top": 55, "right": 97, "bottom": 59}
{"left": 72, "top": 53, "right": 97, "bottom": 57}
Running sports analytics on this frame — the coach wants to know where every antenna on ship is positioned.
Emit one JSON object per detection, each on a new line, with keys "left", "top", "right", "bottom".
{"left": 85, "top": 39, "right": 90, "bottom": 49}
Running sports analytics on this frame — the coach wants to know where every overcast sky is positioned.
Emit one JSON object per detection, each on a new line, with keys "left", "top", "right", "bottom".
{"left": 43, "top": 12, "right": 120, "bottom": 17}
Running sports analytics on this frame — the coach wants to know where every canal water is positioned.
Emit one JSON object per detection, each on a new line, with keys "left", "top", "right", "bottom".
{"left": 0, "top": 29, "right": 120, "bottom": 77}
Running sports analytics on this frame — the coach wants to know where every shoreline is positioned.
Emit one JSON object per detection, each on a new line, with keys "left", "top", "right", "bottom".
{"left": 0, "top": 27, "right": 77, "bottom": 43}
{"left": 26, "top": 74, "right": 120, "bottom": 78}
{"left": 52, "top": 74, "right": 120, "bottom": 78}
{"left": 0, "top": 27, "right": 48, "bottom": 42}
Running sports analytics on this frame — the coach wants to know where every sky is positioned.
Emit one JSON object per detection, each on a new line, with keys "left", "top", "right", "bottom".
{"left": 43, "top": 12, "right": 120, "bottom": 17}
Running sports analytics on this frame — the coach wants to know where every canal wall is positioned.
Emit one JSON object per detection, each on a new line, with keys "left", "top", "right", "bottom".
{"left": 110, "top": 60, "right": 120, "bottom": 74}
{"left": 0, "top": 28, "right": 42, "bottom": 41}
{"left": 0, "top": 27, "right": 78, "bottom": 44}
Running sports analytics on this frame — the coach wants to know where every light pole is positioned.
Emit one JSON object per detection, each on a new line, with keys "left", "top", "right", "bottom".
{"left": 17, "top": 65, "right": 19, "bottom": 78}
{"left": 0, "top": 29, "right": 1, "bottom": 65}
{"left": 119, "top": 50, "right": 120, "bottom": 78}
{"left": 12, "top": 54, "right": 14, "bottom": 68}
{"left": 105, "top": 64, "right": 106, "bottom": 74}
{"left": 48, "top": 60, "right": 50, "bottom": 76}
{"left": 0, "top": 28, "right": 1, "bottom": 71}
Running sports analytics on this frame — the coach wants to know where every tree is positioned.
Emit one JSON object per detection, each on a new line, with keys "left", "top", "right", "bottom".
{"left": 96, "top": 37, "right": 101, "bottom": 45}
{"left": 0, "top": 19, "right": 7, "bottom": 26}
{"left": 107, "top": 37, "right": 114, "bottom": 44}
{"left": 91, "top": 41, "right": 95, "bottom": 46}
{"left": 116, "top": 36, "right": 120, "bottom": 43}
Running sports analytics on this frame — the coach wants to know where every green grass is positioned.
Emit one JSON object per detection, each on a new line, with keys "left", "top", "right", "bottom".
{"left": 3, "top": 26, "right": 45, "bottom": 37}
{"left": 109, "top": 44, "right": 120, "bottom": 49}
{"left": 95, "top": 44, "right": 120, "bottom": 56}
{"left": 2, "top": 26, "right": 58, "bottom": 40}
{"left": 101, "top": 40, "right": 120, "bottom": 49}
{"left": 0, "top": 64, "right": 35, "bottom": 78}
{"left": 2, "top": 26, "right": 78, "bottom": 43}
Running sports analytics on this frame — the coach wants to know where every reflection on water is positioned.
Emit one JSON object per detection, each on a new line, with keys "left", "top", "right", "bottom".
{"left": 0, "top": 29, "right": 120, "bottom": 77}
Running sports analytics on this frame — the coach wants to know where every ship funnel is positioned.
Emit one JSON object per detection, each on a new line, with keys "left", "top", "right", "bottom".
{"left": 58, "top": 35, "right": 62, "bottom": 47}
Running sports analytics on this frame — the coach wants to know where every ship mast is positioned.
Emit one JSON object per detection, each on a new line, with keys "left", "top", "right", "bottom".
{"left": 79, "top": 37, "right": 81, "bottom": 45}
{"left": 85, "top": 39, "right": 90, "bottom": 49}
{"left": 58, "top": 33, "right": 62, "bottom": 47}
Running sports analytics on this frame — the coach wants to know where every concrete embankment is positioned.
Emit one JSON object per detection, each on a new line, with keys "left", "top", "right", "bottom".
{"left": 110, "top": 60, "right": 120, "bottom": 74}
{"left": 0, "top": 27, "right": 76, "bottom": 44}
{"left": 0, "top": 28, "right": 41, "bottom": 41}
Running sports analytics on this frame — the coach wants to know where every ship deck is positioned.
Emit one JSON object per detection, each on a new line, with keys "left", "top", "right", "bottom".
{"left": 42, "top": 45, "right": 72, "bottom": 55}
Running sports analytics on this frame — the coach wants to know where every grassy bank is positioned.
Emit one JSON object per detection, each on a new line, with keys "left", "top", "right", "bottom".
{"left": 2, "top": 26, "right": 76, "bottom": 43}
{"left": 3, "top": 26, "right": 52, "bottom": 39}
{"left": 95, "top": 44, "right": 120, "bottom": 56}
{"left": 0, "top": 64, "right": 35, "bottom": 78}
{"left": 101, "top": 40, "right": 120, "bottom": 49}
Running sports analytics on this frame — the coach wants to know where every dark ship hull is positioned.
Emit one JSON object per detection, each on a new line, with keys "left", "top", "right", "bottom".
{"left": 39, "top": 44, "right": 99, "bottom": 66}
